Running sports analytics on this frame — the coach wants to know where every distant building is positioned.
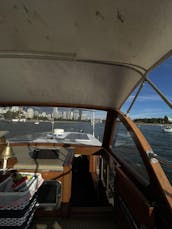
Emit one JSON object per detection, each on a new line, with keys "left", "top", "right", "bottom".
{"left": 81, "top": 113, "right": 87, "bottom": 120}
{"left": 11, "top": 106, "right": 19, "bottom": 112}
{"left": 70, "top": 111, "right": 74, "bottom": 120}
{"left": 62, "top": 111, "right": 67, "bottom": 120}
{"left": 73, "top": 110, "right": 80, "bottom": 120}
{"left": 53, "top": 107, "right": 59, "bottom": 119}
{"left": 26, "top": 108, "right": 34, "bottom": 119}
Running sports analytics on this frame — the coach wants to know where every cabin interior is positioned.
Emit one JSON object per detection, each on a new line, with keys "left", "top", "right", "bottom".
{"left": 0, "top": 1, "right": 172, "bottom": 229}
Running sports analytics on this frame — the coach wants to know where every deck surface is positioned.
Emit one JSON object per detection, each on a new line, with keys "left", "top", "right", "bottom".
{"left": 31, "top": 216, "right": 121, "bottom": 229}
{"left": 30, "top": 155, "right": 130, "bottom": 229}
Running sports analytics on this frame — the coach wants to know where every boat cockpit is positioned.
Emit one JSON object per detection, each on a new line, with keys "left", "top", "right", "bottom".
{"left": 0, "top": 1, "right": 172, "bottom": 228}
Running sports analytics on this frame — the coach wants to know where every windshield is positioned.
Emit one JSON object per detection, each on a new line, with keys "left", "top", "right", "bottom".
{"left": 121, "top": 56, "right": 172, "bottom": 184}
{"left": 0, "top": 106, "right": 106, "bottom": 146}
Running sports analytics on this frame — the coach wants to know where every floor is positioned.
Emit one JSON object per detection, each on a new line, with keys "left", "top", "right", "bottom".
{"left": 30, "top": 156, "right": 130, "bottom": 229}
{"left": 31, "top": 217, "right": 120, "bottom": 229}
{"left": 70, "top": 155, "right": 108, "bottom": 207}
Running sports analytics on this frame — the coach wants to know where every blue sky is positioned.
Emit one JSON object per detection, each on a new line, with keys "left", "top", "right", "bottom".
{"left": 121, "top": 56, "right": 172, "bottom": 119}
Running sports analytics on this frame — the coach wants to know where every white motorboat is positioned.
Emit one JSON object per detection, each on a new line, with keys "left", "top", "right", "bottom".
{"left": 34, "top": 121, "right": 40, "bottom": 125}
{"left": 33, "top": 128, "right": 102, "bottom": 146}
{"left": 163, "top": 126, "right": 172, "bottom": 133}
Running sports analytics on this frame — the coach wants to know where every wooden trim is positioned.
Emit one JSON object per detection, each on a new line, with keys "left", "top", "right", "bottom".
{"left": 63, "top": 150, "right": 74, "bottom": 166}
{"left": 72, "top": 146, "right": 102, "bottom": 156}
{"left": 102, "top": 110, "right": 117, "bottom": 148}
{"left": 10, "top": 142, "right": 102, "bottom": 156}
{"left": 116, "top": 110, "right": 172, "bottom": 212}
{"left": 105, "top": 148, "right": 149, "bottom": 189}
{"left": 62, "top": 165, "right": 72, "bottom": 203}
{"left": 103, "top": 148, "right": 120, "bottom": 166}
{"left": 116, "top": 166, "right": 154, "bottom": 228}
{"left": 89, "top": 155, "right": 99, "bottom": 173}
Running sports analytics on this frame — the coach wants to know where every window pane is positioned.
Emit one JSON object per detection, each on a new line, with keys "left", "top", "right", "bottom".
{"left": 138, "top": 124, "right": 172, "bottom": 184}
{"left": 112, "top": 122, "right": 149, "bottom": 183}
{"left": 148, "top": 56, "right": 172, "bottom": 103}
{"left": 0, "top": 106, "right": 107, "bottom": 146}
{"left": 121, "top": 56, "right": 172, "bottom": 184}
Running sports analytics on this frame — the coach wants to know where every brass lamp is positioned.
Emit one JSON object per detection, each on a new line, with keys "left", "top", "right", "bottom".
{"left": 0, "top": 142, "right": 14, "bottom": 174}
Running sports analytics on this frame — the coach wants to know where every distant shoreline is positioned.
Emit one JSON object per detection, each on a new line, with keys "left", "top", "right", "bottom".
{"left": 0, "top": 119, "right": 92, "bottom": 124}
{"left": 135, "top": 122, "right": 164, "bottom": 126}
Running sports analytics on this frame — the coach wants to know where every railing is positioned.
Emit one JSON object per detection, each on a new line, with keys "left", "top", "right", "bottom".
{"left": 99, "top": 152, "right": 155, "bottom": 228}
{"left": 99, "top": 109, "right": 172, "bottom": 228}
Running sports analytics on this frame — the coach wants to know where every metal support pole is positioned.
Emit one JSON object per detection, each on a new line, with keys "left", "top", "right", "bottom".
{"left": 146, "top": 78, "right": 172, "bottom": 109}
{"left": 126, "top": 81, "right": 145, "bottom": 115}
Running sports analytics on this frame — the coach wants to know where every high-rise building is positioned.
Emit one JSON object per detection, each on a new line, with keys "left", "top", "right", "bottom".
{"left": 26, "top": 108, "right": 34, "bottom": 119}
{"left": 11, "top": 106, "right": 19, "bottom": 112}
{"left": 53, "top": 107, "right": 59, "bottom": 118}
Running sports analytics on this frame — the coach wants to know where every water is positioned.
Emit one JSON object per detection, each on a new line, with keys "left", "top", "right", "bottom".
{"left": 0, "top": 120, "right": 105, "bottom": 142}
{"left": 139, "top": 124, "right": 172, "bottom": 183}
{"left": 139, "top": 124, "right": 172, "bottom": 159}
{"left": 0, "top": 120, "right": 171, "bottom": 182}
{"left": 113, "top": 123, "right": 172, "bottom": 183}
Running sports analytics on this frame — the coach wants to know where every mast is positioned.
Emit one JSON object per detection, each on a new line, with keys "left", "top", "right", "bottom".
{"left": 51, "top": 118, "right": 55, "bottom": 133}
{"left": 91, "top": 111, "right": 95, "bottom": 137}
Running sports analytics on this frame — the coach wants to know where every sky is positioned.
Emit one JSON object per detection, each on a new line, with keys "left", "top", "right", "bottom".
{"left": 121, "top": 56, "right": 172, "bottom": 119}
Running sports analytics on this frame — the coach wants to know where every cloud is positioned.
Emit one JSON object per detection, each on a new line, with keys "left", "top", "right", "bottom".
{"left": 127, "top": 94, "right": 162, "bottom": 103}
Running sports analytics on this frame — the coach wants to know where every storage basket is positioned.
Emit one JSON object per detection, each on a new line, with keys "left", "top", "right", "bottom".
{"left": 0, "top": 172, "right": 44, "bottom": 228}
{"left": 0, "top": 172, "right": 43, "bottom": 209}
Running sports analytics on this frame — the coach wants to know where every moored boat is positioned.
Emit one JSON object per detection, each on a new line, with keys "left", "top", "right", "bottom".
{"left": 34, "top": 121, "right": 40, "bottom": 125}
{"left": 163, "top": 126, "right": 172, "bottom": 133}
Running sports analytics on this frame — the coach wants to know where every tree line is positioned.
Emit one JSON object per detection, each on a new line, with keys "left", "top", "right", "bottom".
{"left": 134, "top": 116, "right": 171, "bottom": 124}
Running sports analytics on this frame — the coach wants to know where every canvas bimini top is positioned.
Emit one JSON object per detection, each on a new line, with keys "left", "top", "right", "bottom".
{"left": 0, "top": 0, "right": 172, "bottom": 109}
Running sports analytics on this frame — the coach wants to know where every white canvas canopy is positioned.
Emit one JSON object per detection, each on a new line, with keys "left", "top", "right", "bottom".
{"left": 0, "top": 0, "right": 171, "bottom": 109}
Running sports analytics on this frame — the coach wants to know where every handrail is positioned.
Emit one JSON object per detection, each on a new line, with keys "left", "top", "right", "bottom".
{"left": 104, "top": 148, "right": 149, "bottom": 188}
{"left": 148, "top": 152, "right": 172, "bottom": 169}
{"left": 115, "top": 110, "right": 172, "bottom": 214}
